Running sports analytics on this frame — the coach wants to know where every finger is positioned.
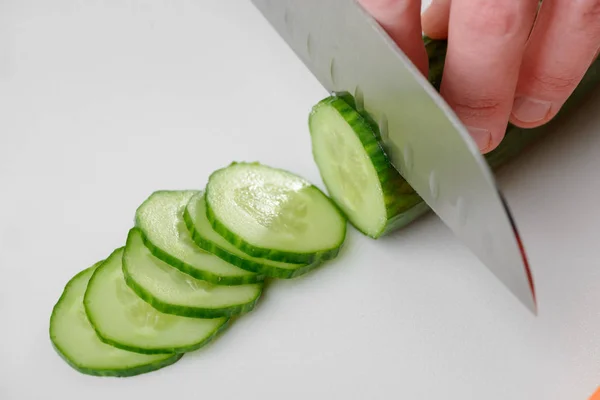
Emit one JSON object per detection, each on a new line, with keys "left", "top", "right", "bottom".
{"left": 440, "top": 0, "right": 539, "bottom": 153}
{"left": 422, "top": 0, "right": 451, "bottom": 39}
{"left": 509, "top": 0, "right": 600, "bottom": 128}
{"left": 357, "top": 0, "right": 429, "bottom": 76}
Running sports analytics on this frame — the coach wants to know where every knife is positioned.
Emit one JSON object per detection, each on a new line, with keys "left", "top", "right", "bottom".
{"left": 250, "top": 0, "right": 537, "bottom": 313}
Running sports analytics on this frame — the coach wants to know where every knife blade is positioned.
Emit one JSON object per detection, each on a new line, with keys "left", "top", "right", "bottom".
{"left": 250, "top": 0, "right": 537, "bottom": 313}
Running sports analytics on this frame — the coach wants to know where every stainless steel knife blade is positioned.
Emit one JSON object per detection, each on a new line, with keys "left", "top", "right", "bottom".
{"left": 251, "top": 0, "right": 537, "bottom": 313}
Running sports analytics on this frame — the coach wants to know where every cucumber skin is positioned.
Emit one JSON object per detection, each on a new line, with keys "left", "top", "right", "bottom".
{"left": 84, "top": 247, "right": 231, "bottom": 355}
{"left": 137, "top": 226, "right": 264, "bottom": 286}
{"left": 205, "top": 161, "right": 347, "bottom": 265}
{"left": 53, "top": 344, "right": 182, "bottom": 378}
{"left": 49, "top": 263, "right": 184, "bottom": 377}
{"left": 365, "top": 37, "right": 600, "bottom": 235}
{"left": 309, "top": 96, "right": 422, "bottom": 239}
{"left": 183, "top": 199, "right": 323, "bottom": 279}
{"left": 123, "top": 228, "right": 264, "bottom": 319}
{"left": 93, "top": 316, "right": 230, "bottom": 356}
{"left": 124, "top": 272, "right": 245, "bottom": 320}
{"left": 135, "top": 191, "right": 263, "bottom": 286}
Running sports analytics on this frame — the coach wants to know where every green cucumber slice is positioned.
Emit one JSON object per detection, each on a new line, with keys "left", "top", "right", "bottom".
{"left": 49, "top": 262, "right": 183, "bottom": 377}
{"left": 205, "top": 162, "right": 347, "bottom": 264}
{"left": 184, "top": 192, "right": 323, "bottom": 279}
{"left": 123, "top": 228, "right": 263, "bottom": 318}
{"left": 135, "top": 190, "right": 261, "bottom": 285}
{"left": 84, "top": 247, "right": 230, "bottom": 355}
{"left": 309, "top": 96, "right": 419, "bottom": 238}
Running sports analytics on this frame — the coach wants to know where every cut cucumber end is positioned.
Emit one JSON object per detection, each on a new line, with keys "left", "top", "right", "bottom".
{"left": 49, "top": 262, "right": 183, "bottom": 377}
{"left": 309, "top": 97, "right": 388, "bottom": 237}
{"left": 84, "top": 247, "right": 231, "bottom": 355}
{"left": 135, "top": 190, "right": 262, "bottom": 285}
{"left": 123, "top": 227, "right": 264, "bottom": 318}
{"left": 309, "top": 96, "right": 414, "bottom": 239}
{"left": 184, "top": 192, "right": 324, "bottom": 279}
{"left": 205, "top": 161, "right": 347, "bottom": 264}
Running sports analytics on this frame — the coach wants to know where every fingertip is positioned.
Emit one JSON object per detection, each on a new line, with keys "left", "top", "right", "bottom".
{"left": 508, "top": 114, "right": 555, "bottom": 129}
{"left": 466, "top": 126, "right": 491, "bottom": 151}
{"left": 438, "top": 0, "right": 538, "bottom": 155}
{"left": 481, "top": 135, "right": 504, "bottom": 154}
{"left": 508, "top": 0, "right": 600, "bottom": 132}
{"left": 466, "top": 125, "right": 505, "bottom": 153}
{"left": 480, "top": 136, "right": 504, "bottom": 154}
{"left": 508, "top": 96, "right": 556, "bottom": 129}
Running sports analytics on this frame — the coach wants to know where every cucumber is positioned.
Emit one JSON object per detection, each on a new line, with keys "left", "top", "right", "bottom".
{"left": 84, "top": 247, "right": 230, "bottom": 355}
{"left": 123, "top": 227, "right": 264, "bottom": 318}
{"left": 309, "top": 38, "right": 600, "bottom": 237}
{"left": 184, "top": 192, "right": 323, "bottom": 279}
{"left": 135, "top": 190, "right": 262, "bottom": 285}
{"left": 309, "top": 95, "right": 420, "bottom": 238}
{"left": 205, "top": 162, "right": 347, "bottom": 264}
{"left": 49, "top": 262, "right": 183, "bottom": 377}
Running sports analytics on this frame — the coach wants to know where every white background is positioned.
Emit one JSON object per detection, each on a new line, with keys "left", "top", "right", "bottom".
{"left": 1, "top": 1, "right": 600, "bottom": 399}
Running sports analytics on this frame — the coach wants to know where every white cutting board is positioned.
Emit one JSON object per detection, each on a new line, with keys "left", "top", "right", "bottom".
{"left": 1, "top": 1, "right": 600, "bottom": 399}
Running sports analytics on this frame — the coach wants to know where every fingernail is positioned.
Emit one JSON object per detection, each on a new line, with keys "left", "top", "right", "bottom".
{"left": 512, "top": 97, "right": 552, "bottom": 123}
{"left": 467, "top": 126, "right": 491, "bottom": 151}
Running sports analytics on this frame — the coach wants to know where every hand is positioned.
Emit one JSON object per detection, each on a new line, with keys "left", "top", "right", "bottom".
{"left": 356, "top": 0, "right": 600, "bottom": 153}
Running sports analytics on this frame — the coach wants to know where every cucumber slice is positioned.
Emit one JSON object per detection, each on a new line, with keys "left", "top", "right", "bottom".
{"left": 205, "top": 162, "right": 347, "bottom": 264}
{"left": 123, "top": 228, "right": 263, "bottom": 318}
{"left": 205, "top": 162, "right": 346, "bottom": 264}
{"left": 309, "top": 96, "right": 421, "bottom": 238}
{"left": 84, "top": 247, "right": 230, "bottom": 355}
{"left": 49, "top": 262, "right": 183, "bottom": 377}
{"left": 135, "top": 190, "right": 262, "bottom": 285}
{"left": 184, "top": 192, "right": 323, "bottom": 279}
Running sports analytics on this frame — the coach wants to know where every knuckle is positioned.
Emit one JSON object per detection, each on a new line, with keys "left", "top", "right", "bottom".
{"left": 450, "top": 96, "right": 504, "bottom": 120}
{"left": 531, "top": 72, "right": 579, "bottom": 94}
{"left": 462, "top": 1, "right": 521, "bottom": 38}
{"left": 575, "top": 0, "right": 600, "bottom": 27}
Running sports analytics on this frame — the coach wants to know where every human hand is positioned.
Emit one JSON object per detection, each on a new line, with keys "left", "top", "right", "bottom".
{"left": 356, "top": 0, "right": 600, "bottom": 153}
